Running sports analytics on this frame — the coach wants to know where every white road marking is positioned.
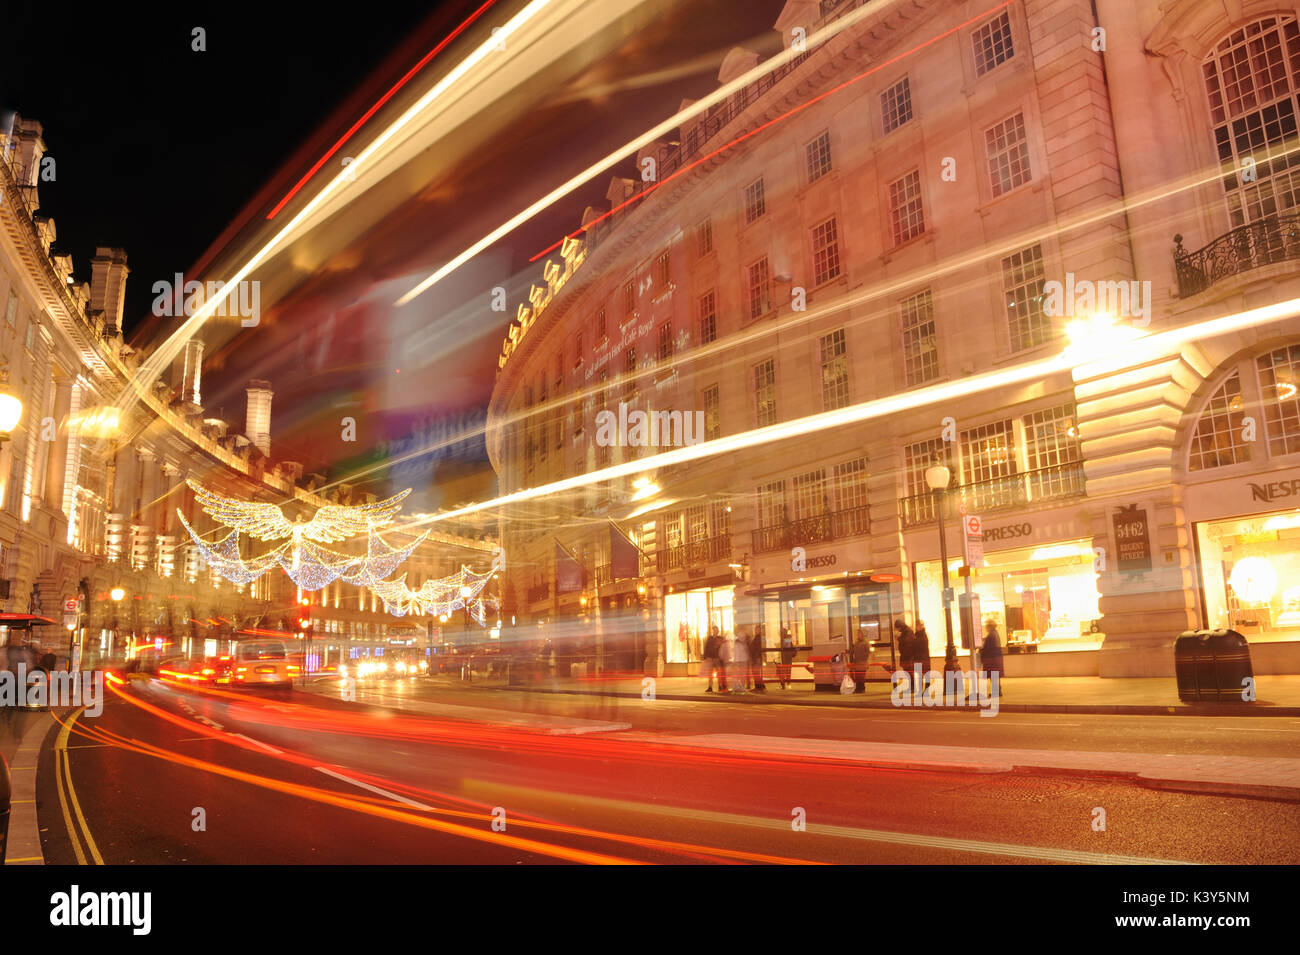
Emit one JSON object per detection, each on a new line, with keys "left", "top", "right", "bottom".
{"left": 231, "top": 733, "right": 283, "bottom": 754}
{"left": 314, "top": 766, "right": 434, "bottom": 810}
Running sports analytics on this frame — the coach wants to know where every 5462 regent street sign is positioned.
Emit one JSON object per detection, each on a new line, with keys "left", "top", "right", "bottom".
{"left": 1112, "top": 504, "right": 1152, "bottom": 572}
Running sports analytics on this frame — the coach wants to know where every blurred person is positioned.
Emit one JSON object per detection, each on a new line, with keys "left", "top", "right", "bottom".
{"left": 895, "top": 619, "right": 919, "bottom": 694}
{"left": 749, "top": 624, "right": 766, "bottom": 692}
{"left": 702, "top": 625, "right": 725, "bottom": 693}
{"left": 850, "top": 631, "right": 871, "bottom": 693}
{"left": 778, "top": 628, "right": 796, "bottom": 689}
{"left": 912, "top": 622, "right": 932, "bottom": 692}
{"left": 982, "top": 620, "right": 1004, "bottom": 698}
{"left": 728, "top": 628, "right": 749, "bottom": 695}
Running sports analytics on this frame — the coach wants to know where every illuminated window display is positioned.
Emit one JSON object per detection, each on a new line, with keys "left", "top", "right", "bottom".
{"left": 663, "top": 585, "right": 733, "bottom": 663}
{"left": 1196, "top": 511, "right": 1300, "bottom": 641}
{"left": 913, "top": 538, "right": 1103, "bottom": 655}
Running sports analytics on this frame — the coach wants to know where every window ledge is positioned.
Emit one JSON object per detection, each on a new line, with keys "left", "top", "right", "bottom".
{"left": 977, "top": 177, "right": 1045, "bottom": 217}
{"left": 880, "top": 229, "right": 937, "bottom": 265}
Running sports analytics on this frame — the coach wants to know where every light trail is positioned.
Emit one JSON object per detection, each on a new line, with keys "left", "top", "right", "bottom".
{"left": 265, "top": 0, "right": 502, "bottom": 221}
{"left": 114, "top": 0, "right": 559, "bottom": 420}
{"left": 392, "top": 0, "right": 952, "bottom": 306}
{"left": 393, "top": 293, "right": 1300, "bottom": 534}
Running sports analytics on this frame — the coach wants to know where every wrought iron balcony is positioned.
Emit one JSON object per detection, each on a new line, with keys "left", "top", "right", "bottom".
{"left": 750, "top": 504, "right": 869, "bottom": 554}
{"left": 899, "top": 462, "right": 1085, "bottom": 528}
{"left": 1174, "top": 214, "right": 1300, "bottom": 298}
{"left": 656, "top": 534, "right": 731, "bottom": 573}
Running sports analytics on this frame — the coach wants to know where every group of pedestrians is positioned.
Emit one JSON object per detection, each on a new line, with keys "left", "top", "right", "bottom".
{"left": 701, "top": 624, "right": 792, "bottom": 694}
{"left": 892, "top": 617, "right": 1005, "bottom": 697}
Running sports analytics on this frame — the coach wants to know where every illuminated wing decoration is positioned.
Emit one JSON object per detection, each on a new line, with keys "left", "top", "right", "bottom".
{"left": 187, "top": 480, "right": 411, "bottom": 543}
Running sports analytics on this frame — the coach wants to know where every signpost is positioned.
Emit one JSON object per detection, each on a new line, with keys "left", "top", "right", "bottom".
{"left": 960, "top": 517, "right": 983, "bottom": 654}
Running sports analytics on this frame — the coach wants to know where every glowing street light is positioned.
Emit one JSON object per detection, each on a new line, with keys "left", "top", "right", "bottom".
{"left": 110, "top": 587, "right": 126, "bottom": 602}
{"left": 0, "top": 366, "right": 23, "bottom": 440}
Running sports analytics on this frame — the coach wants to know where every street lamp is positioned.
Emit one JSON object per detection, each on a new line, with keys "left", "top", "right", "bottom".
{"left": 0, "top": 366, "right": 23, "bottom": 441}
{"left": 924, "top": 459, "right": 961, "bottom": 683}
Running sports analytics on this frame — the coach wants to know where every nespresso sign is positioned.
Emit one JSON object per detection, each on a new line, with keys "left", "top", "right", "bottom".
{"left": 1249, "top": 478, "right": 1300, "bottom": 503}
{"left": 981, "top": 521, "right": 1033, "bottom": 542}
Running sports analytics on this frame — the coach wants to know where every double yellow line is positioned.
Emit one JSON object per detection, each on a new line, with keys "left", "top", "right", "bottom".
{"left": 54, "top": 708, "right": 103, "bottom": 865}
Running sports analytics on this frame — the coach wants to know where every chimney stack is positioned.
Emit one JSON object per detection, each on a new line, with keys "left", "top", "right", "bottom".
{"left": 245, "top": 380, "right": 273, "bottom": 457}
{"left": 90, "top": 247, "right": 129, "bottom": 335}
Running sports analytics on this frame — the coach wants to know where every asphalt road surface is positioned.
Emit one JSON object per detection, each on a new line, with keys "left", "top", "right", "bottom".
{"left": 35, "top": 675, "right": 1300, "bottom": 865}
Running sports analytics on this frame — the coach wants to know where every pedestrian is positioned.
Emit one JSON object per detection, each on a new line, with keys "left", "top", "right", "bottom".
{"left": 982, "top": 620, "right": 1004, "bottom": 697}
{"left": 778, "top": 628, "right": 796, "bottom": 689}
{"left": 702, "top": 624, "right": 726, "bottom": 693}
{"left": 912, "top": 622, "right": 932, "bottom": 691}
{"left": 727, "top": 629, "right": 749, "bottom": 694}
{"left": 850, "top": 631, "right": 871, "bottom": 693}
{"left": 894, "top": 618, "right": 918, "bottom": 693}
{"left": 749, "top": 624, "right": 766, "bottom": 692}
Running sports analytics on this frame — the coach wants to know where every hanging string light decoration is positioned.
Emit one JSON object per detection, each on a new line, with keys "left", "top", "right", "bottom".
{"left": 177, "top": 481, "right": 427, "bottom": 592}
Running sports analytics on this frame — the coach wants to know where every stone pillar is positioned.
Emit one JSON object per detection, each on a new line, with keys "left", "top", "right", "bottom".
{"left": 43, "top": 369, "right": 73, "bottom": 514}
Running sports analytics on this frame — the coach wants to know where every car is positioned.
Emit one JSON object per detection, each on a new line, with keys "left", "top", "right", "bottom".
{"left": 231, "top": 640, "right": 295, "bottom": 692}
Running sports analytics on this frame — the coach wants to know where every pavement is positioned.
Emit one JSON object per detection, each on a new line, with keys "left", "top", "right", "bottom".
{"left": 458, "top": 670, "right": 1300, "bottom": 716}
{"left": 1, "top": 708, "right": 59, "bottom": 865}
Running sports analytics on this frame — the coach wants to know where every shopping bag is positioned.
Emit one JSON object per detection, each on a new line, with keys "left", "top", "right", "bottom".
{"left": 840, "top": 674, "right": 855, "bottom": 694}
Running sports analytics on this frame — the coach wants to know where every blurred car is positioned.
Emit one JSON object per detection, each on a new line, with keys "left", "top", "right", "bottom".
{"left": 232, "top": 640, "right": 295, "bottom": 692}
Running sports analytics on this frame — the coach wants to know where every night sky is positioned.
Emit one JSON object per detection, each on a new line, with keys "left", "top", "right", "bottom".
{"left": 1, "top": 0, "right": 788, "bottom": 504}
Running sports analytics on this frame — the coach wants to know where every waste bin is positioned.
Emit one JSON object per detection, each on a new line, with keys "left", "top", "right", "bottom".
{"left": 1174, "top": 629, "right": 1254, "bottom": 703}
{"left": 1, "top": 753, "right": 11, "bottom": 864}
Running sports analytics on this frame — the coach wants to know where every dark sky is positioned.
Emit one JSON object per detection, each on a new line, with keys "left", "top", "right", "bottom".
{"left": 2, "top": 0, "right": 788, "bottom": 504}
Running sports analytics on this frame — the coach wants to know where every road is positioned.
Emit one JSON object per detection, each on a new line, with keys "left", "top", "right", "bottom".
{"left": 32, "top": 675, "right": 1300, "bottom": 865}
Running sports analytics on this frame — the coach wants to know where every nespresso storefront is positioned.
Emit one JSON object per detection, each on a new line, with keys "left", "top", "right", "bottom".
{"left": 1187, "top": 467, "right": 1300, "bottom": 645}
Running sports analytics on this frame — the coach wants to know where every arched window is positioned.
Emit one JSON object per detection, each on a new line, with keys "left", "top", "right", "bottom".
{"left": 1202, "top": 15, "right": 1300, "bottom": 228}
{"left": 1188, "top": 343, "right": 1300, "bottom": 471}
{"left": 1189, "top": 372, "right": 1250, "bottom": 470}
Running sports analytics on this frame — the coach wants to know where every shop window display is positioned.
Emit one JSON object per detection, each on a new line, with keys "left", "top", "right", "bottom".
{"left": 1197, "top": 512, "right": 1300, "bottom": 641}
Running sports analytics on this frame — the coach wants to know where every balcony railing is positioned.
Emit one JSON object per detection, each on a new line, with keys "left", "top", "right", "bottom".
{"left": 656, "top": 533, "right": 732, "bottom": 573}
{"left": 1174, "top": 214, "right": 1300, "bottom": 298}
{"left": 750, "top": 504, "right": 870, "bottom": 554}
{"left": 899, "top": 462, "right": 1086, "bottom": 529}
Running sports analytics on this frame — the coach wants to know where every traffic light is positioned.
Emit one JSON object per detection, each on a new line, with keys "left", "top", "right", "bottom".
{"left": 297, "top": 599, "right": 311, "bottom": 637}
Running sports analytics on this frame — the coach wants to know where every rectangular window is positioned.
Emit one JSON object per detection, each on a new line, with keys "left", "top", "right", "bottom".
{"left": 657, "top": 321, "right": 674, "bottom": 363}
{"left": 623, "top": 347, "right": 637, "bottom": 398}
{"left": 1001, "top": 243, "right": 1050, "bottom": 352}
{"left": 698, "top": 290, "right": 717, "bottom": 344}
{"left": 747, "top": 257, "right": 771, "bottom": 320}
{"left": 5, "top": 291, "right": 15, "bottom": 326}
{"left": 753, "top": 358, "right": 777, "bottom": 426}
{"left": 888, "top": 170, "right": 925, "bottom": 246}
{"left": 805, "top": 131, "right": 832, "bottom": 183}
{"left": 703, "top": 384, "right": 720, "bottom": 440}
{"left": 900, "top": 289, "right": 939, "bottom": 386}
{"left": 1258, "top": 344, "right": 1300, "bottom": 456}
{"left": 662, "top": 511, "right": 684, "bottom": 550}
{"left": 811, "top": 216, "right": 842, "bottom": 285}
{"left": 881, "top": 76, "right": 913, "bottom": 133}
{"left": 654, "top": 249, "right": 671, "bottom": 288}
{"left": 834, "top": 457, "right": 870, "bottom": 536}
{"left": 711, "top": 499, "right": 731, "bottom": 537}
{"left": 904, "top": 438, "right": 948, "bottom": 522}
{"left": 696, "top": 218, "right": 713, "bottom": 257}
{"left": 744, "top": 178, "right": 766, "bottom": 224}
{"left": 973, "top": 10, "right": 1014, "bottom": 77}
{"left": 757, "top": 480, "right": 786, "bottom": 529}
{"left": 819, "top": 328, "right": 849, "bottom": 410}
{"left": 960, "top": 419, "right": 1016, "bottom": 493}
{"left": 686, "top": 505, "right": 709, "bottom": 543}
{"left": 1022, "top": 403, "right": 1083, "bottom": 499}
{"left": 792, "top": 468, "right": 827, "bottom": 520}
{"left": 24, "top": 319, "right": 36, "bottom": 353}
{"left": 986, "top": 112, "right": 1031, "bottom": 197}
{"left": 574, "top": 332, "right": 583, "bottom": 368}
{"left": 595, "top": 306, "right": 607, "bottom": 342}
{"left": 624, "top": 280, "right": 636, "bottom": 316}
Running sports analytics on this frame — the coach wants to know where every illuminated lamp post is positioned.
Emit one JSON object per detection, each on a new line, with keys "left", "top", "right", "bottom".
{"left": 924, "top": 459, "right": 961, "bottom": 684}
{"left": 0, "top": 366, "right": 22, "bottom": 442}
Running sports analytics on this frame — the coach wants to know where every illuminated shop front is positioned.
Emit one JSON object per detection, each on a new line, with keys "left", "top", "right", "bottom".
{"left": 913, "top": 538, "right": 1103, "bottom": 655}
{"left": 663, "top": 583, "right": 733, "bottom": 663}
{"left": 1195, "top": 507, "right": 1300, "bottom": 643}
{"left": 758, "top": 579, "right": 899, "bottom": 653}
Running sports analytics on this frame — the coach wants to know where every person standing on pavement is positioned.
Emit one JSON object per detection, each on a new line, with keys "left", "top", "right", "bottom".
{"left": 912, "top": 622, "right": 932, "bottom": 692}
{"left": 727, "top": 629, "right": 749, "bottom": 694}
{"left": 850, "top": 631, "right": 871, "bottom": 693}
{"left": 981, "top": 620, "right": 1004, "bottom": 697}
{"left": 749, "top": 624, "right": 766, "bottom": 692}
{"left": 894, "top": 619, "right": 918, "bottom": 693}
{"left": 702, "top": 625, "right": 725, "bottom": 693}
{"left": 778, "top": 628, "right": 796, "bottom": 689}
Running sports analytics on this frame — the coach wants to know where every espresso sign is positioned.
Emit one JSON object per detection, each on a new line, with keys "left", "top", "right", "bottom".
{"left": 1112, "top": 505, "right": 1152, "bottom": 571}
